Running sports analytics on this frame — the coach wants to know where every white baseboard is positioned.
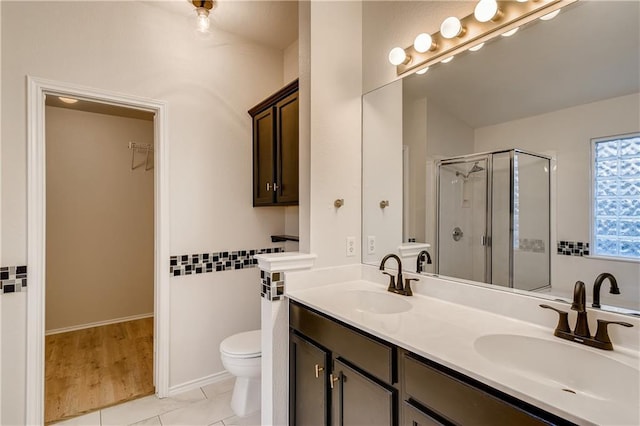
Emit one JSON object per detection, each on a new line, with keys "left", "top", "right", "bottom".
{"left": 45, "top": 312, "right": 154, "bottom": 336}
{"left": 168, "top": 371, "right": 234, "bottom": 397}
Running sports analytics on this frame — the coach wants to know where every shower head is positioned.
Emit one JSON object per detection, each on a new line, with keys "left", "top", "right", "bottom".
{"left": 468, "top": 162, "right": 485, "bottom": 174}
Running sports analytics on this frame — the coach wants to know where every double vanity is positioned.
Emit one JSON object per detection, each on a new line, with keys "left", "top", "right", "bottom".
{"left": 284, "top": 264, "right": 640, "bottom": 425}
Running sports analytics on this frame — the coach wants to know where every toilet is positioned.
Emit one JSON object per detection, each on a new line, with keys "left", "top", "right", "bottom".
{"left": 220, "top": 330, "right": 261, "bottom": 417}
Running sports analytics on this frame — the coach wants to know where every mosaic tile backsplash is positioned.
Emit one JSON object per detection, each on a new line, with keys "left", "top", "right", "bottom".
{"left": 557, "top": 241, "right": 589, "bottom": 256}
{"left": 170, "top": 247, "right": 283, "bottom": 276}
{"left": 1, "top": 265, "right": 28, "bottom": 294}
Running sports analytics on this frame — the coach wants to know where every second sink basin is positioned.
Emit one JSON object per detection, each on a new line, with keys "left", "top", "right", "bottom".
{"left": 474, "top": 334, "right": 639, "bottom": 406}
{"left": 337, "top": 290, "right": 412, "bottom": 314}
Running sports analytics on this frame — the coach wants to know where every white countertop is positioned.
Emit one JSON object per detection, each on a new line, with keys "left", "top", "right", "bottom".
{"left": 287, "top": 279, "right": 640, "bottom": 426}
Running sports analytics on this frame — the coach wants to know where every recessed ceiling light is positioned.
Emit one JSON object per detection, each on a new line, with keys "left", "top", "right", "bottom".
{"left": 58, "top": 97, "right": 78, "bottom": 104}
{"left": 469, "top": 43, "right": 485, "bottom": 52}
{"left": 416, "top": 67, "right": 429, "bottom": 75}
{"left": 441, "top": 56, "right": 454, "bottom": 64}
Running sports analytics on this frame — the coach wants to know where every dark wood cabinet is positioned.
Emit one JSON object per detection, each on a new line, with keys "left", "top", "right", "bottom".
{"left": 289, "top": 333, "right": 331, "bottom": 425}
{"left": 289, "top": 301, "right": 576, "bottom": 426}
{"left": 249, "top": 80, "right": 299, "bottom": 206}
{"left": 332, "top": 358, "right": 395, "bottom": 426}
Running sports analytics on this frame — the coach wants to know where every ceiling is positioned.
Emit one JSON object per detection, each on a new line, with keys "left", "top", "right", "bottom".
{"left": 45, "top": 96, "right": 155, "bottom": 121}
{"left": 155, "top": 0, "right": 299, "bottom": 50}
{"left": 403, "top": 1, "right": 640, "bottom": 129}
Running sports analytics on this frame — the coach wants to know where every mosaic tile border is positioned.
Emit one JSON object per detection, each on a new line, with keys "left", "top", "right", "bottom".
{"left": 170, "top": 247, "right": 283, "bottom": 276}
{"left": 261, "top": 270, "right": 284, "bottom": 301}
{"left": 557, "top": 241, "right": 589, "bottom": 256}
{"left": 1, "top": 265, "right": 28, "bottom": 294}
{"left": 517, "top": 238, "right": 546, "bottom": 253}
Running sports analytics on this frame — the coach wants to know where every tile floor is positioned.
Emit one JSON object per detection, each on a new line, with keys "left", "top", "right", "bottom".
{"left": 52, "top": 377, "right": 261, "bottom": 426}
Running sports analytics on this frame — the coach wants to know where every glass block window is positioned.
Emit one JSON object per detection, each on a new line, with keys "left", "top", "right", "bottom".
{"left": 592, "top": 133, "right": 640, "bottom": 260}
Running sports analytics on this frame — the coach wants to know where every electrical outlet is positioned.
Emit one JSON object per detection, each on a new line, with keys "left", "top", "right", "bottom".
{"left": 367, "top": 236, "right": 376, "bottom": 255}
{"left": 346, "top": 236, "right": 356, "bottom": 257}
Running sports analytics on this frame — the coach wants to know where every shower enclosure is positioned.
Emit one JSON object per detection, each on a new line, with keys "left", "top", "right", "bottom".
{"left": 436, "top": 149, "right": 550, "bottom": 291}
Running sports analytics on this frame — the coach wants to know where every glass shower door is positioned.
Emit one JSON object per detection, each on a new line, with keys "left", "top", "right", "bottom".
{"left": 437, "top": 157, "right": 489, "bottom": 283}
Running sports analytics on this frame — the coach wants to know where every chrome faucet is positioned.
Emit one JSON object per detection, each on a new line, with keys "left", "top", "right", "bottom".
{"left": 592, "top": 272, "right": 620, "bottom": 308}
{"left": 540, "top": 280, "right": 633, "bottom": 350}
{"left": 379, "top": 254, "right": 417, "bottom": 296}
{"left": 416, "top": 250, "right": 432, "bottom": 273}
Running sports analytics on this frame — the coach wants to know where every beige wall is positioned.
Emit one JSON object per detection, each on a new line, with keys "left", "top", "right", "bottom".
{"left": 45, "top": 106, "right": 154, "bottom": 332}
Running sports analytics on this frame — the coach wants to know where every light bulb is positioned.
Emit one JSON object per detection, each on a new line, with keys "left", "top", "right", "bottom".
{"left": 441, "top": 56, "right": 454, "bottom": 64}
{"left": 196, "top": 7, "right": 210, "bottom": 33}
{"left": 416, "top": 67, "right": 429, "bottom": 75}
{"left": 516, "top": 0, "right": 528, "bottom": 2}
{"left": 414, "top": 33, "right": 436, "bottom": 53}
{"left": 388, "top": 47, "right": 409, "bottom": 66}
{"left": 469, "top": 43, "right": 485, "bottom": 52}
{"left": 440, "top": 17, "right": 464, "bottom": 39}
{"left": 540, "top": 10, "right": 560, "bottom": 21}
{"left": 474, "top": 0, "right": 500, "bottom": 23}
{"left": 501, "top": 27, "right": 519, "bottom": 37}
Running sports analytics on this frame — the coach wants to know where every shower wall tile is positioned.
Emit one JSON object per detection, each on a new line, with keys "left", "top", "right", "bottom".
{"left": 170, "top": 247, "right": 284, "bottom": 277}
{"left": 557, "top": 240, "right": 589, "bottom": 256}
{"left": 518, "top": 239, "right": 546, "bottom": 253}
{"left": 0, "top": 265, "right": 28, "bottom": 294}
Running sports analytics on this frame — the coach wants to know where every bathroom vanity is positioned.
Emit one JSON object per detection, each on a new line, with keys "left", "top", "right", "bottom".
{"left": 285, "top": 269, "right": 640, "bottom": 426}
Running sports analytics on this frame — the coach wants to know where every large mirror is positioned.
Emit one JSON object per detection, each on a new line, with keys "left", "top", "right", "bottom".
{"left": 362, "top": 1, "right": 640, "bottom": 314}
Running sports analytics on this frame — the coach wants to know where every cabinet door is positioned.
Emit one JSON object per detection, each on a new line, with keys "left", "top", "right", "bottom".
{"left": 253, "top": 107, "right": 275, "bottom": 206}
{"left": 332, "top": 358, "right": 395, "bottom": 426}
{"left": 402, "top": 401, "right": 447, "bottom": 426}
{"left": 275, "top": 92, "right": 299, "bottom": 204}
{"left": 290, "top": 333, "right": 330, "bottom": 426}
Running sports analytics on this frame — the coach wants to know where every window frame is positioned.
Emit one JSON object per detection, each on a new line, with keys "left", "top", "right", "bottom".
{"left": 590, "top": 132, "right": 640, "bottom": 262}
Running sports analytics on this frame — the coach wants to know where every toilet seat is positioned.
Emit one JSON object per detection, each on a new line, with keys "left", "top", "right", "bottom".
{"left": 220, "top": 330, "right": 261, "bottom": 358}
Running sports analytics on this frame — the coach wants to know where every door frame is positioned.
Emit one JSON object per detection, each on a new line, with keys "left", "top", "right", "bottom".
{"left": 26, "top": 76, "right": 170, "bottom": 424}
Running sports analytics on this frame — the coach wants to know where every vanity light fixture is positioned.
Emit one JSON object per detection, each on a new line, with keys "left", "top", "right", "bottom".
{"left": 501, "top": 27, "right": 519, "bottom": 37}
{"left": 192, "top": 0, "right": 215, "bottom": 33}
{"left": 58, "top": 97, "right": 78, "bottom": 104}
{"left": 414, "top": 33, "right": 437, "bottom": 53}
{"left": 441, "top": 56, "right": 454, "bottom": 64}
{"left": 390, "top": 0, "right": 577, "bottom": 76}
{"left": 440, "top": 17, "right": 465, "bottom": 39}
{"left": 540, "top": 9, "right": 561, "bottom": 21}
{"left": 388, "top": 47, "right": 411, "bottom": 66}
{"left": 474, "top": 0, "right": 502, "bottom": 23}
{"left": 416, "top": 67, "right": 429, "bottom": 75}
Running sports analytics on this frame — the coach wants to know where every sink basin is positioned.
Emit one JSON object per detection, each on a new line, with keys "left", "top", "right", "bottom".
{"left": 474, "top": 334, "right": 639, "bottom": 405}
{"left": 336, "top": 290, "right": 412, "bottom": 314}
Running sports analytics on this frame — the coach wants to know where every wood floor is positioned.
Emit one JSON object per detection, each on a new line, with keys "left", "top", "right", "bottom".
{"left": 45, "top": 317, "right": 154, "bottom": 424}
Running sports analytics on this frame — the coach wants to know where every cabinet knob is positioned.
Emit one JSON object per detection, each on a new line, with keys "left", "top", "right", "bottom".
{"left": 266, "top": 182, "right": 271, "bottom": 191}
{"left": 314, "top": 364, "right": 324, "bottom": 378}
{"left": 329, "top": 373, "right": 340, "bottom": 389}
{"left": 273, "top": 182, "right": 279, "bottom": 191}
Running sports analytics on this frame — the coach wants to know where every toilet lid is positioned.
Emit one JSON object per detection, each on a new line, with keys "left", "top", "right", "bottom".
{"left": 220, "top": 330, "right": 261, "bottom": 357}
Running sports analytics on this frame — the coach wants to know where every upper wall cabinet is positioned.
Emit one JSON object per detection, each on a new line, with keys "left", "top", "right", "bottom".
{"left": 249, "top": 80, "right": 299, "bottom": 206}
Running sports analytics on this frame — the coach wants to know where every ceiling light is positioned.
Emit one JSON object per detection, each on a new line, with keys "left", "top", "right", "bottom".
{"left": 192, "top": 0, "right": 215, "bottom": 33}
{"left": 58, "top": 97, "right": 78, "bottom": 104}
{"left": 540, "top": 9, "right": 560, "bottom": 21}
{"left": 440, "top": 17, "right": 465, "bottom": 39}
{"left": 441, "top": 56, "right": 454, "bottom": 64}
{"left": 516, "top": 0, "right": 528, "bottom": 2}
{"left": 474, "top": 0, "right": 502, "bottom": 23}
{"left": 414, "top": 33, "right": 437, "bottom": 53}
{"left": 388, "top": 47, "right": 410, "bottom": 66}
{"left": 416, "top": 67, "right": 429, "bottom": 75}
{"left": 469, "top": 43, "right": 485, "bottom": 52}
{"left": 501, "top": 27, "right": 519, "bottom": 37}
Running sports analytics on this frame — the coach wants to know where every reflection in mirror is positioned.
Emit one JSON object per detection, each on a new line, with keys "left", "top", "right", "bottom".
{"left": 362, "top": 1, "right": 640, "bottom": 314}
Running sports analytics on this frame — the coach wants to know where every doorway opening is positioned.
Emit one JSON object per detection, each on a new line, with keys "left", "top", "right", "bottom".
{"left": 44, "top": 97, "right": 155, "bottom": 423}
{"left": 26, "top": 77, "right": 170, "bottom": 425}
